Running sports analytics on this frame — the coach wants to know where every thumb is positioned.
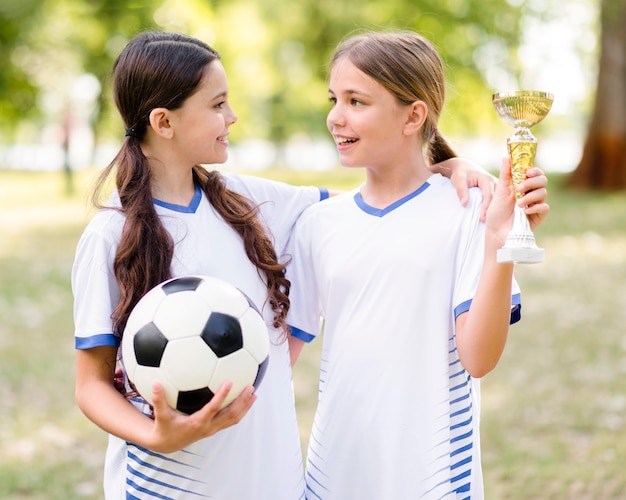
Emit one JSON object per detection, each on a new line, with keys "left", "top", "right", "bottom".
{"left": 498, "top": 157, "right": 512, "bottom": 189}
{"left": 151, "top": 381, "right": 170, "bottom": 417}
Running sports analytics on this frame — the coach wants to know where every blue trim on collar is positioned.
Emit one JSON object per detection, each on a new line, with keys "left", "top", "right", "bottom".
{"left": 354, "top": 182, "right": 430, "bottom": 217}
{"left": 153, "top": 185, "right": 202, "bottom": 214}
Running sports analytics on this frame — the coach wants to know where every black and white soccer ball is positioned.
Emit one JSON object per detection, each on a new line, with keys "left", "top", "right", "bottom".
{"left": 121, "top": 275, "right": 270, "bottom": 415}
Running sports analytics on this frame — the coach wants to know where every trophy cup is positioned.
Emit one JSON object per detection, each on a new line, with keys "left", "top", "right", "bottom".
{"left": 492, "top": 90, "right": 553, "bottom": 264}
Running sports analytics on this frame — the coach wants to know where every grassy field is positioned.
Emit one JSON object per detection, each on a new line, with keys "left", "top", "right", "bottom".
{"left": 1, "top": 167, "right": 625, "bottom": 499}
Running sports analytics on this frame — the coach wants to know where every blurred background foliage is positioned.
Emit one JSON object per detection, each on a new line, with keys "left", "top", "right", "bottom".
{"left": 0, "top": 0, "right": 596, "bottom": 148}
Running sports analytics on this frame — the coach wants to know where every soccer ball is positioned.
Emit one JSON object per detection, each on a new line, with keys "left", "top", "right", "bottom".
{"left": 121, "top": 275, "right": 270, "bottom": 415}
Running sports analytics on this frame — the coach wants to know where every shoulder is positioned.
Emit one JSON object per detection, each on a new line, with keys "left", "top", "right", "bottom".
{"left": 77, "top": 194, "right": 126, "bottom": 252}
{"left": 317, "top": 188, "right": 356, "bottom": 210}
{"left": 82, "top": 205, "right": 125, "bottom": 237}
{"left": 427, "top": 174, "right": 484, "bottom": 212}
{"left": 297, "top": 188, "right": 358, "bottom": 225}
{"left": 221, "top": 171, "right": 328, "bottom": 247}
{"left": 222, "top": 172, "right": 322, "bottom": 204}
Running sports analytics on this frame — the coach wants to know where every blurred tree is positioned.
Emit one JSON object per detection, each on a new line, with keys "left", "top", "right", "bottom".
{"left": 568, "top": 0, "right": 626, "bottom": 190}
{"left": 251, "top": 0, "right": 523, "bottom": 141}
{"left": 5, "top": 0, "right": 594, "bottom": 172}
{"left": 0, "top": 0, "right": 161, "bottom": 136}
{"left": 70, "top": 0, "right": 160, "bottom": 137}
{"left": 0, "top": 0, "right": 45, "bottom": 139}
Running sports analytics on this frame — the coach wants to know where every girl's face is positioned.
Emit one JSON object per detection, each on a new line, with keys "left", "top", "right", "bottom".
{"left": 327, "top": 57, "right": 413, "bottom": 170}
{"left": 168, "top": 60, "right": 237, "bottom": 166}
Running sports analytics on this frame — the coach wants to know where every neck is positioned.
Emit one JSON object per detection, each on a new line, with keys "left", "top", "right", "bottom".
{"left": 149, "top": 161, "right": 197, "bottom": 205}
{"left": 360, "top": 161, "right": 432, "bottom": 209}
{"left": 140, "top": 133, "right": 198, "bottom": 205}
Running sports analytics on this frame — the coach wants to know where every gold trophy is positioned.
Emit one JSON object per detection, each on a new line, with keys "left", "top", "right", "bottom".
{"left": 492, "top": 90, "right": 553, "bottom": 263}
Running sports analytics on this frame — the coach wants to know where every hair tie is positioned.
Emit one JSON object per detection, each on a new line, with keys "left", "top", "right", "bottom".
{"left": 125, "top": 128, "right": 137, "bottom": 137}
{"left": 431, "top": 127, "right": 439, "bottom": 140}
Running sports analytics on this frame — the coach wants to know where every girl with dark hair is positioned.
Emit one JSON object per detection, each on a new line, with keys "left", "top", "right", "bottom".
{"left": 286, "top": 30, "right": 550, "bottom": 499}
{"left": 72, "top": 31, "right": 504, "bottom": 499}
{"left": 72, "top": 31, "right": 321, "bottom": 499}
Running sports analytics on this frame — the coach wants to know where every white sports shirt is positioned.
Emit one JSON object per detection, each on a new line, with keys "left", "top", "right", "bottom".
{"left": 72, "top": 172, "right": 327, "bottom": 500}
{"left": 286, "top": 174, "right": 521, "bottom": 500}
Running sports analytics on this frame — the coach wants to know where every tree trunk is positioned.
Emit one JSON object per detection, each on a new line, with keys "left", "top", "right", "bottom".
{"left": 567, "top": 0, "right": 626, "bottom": 189}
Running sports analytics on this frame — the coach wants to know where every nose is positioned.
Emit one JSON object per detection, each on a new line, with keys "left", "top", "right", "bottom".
{"left": 326, "top": 103, "right": 344, "bottom": 131}
{"left": 228, "top": 105, "right": 238, "bottom": 126}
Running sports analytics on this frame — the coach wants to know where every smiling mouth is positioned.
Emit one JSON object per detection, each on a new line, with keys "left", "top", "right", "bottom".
{"left": 335, "top": 136, "right": 357, "bottom": 145}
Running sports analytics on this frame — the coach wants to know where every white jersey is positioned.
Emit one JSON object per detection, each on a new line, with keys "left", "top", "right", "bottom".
{"left": 286, "top": 174, "right": 521, "bottom": 500}
{"left": 72, "top": 172, "right": 327, "bottom": 500}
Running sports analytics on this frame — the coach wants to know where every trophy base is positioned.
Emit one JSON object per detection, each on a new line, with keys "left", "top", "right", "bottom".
{"left": 497, "top": 246, "right": 544, "bottom": 264}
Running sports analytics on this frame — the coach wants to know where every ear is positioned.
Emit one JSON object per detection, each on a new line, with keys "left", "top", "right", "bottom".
{"left": 403, "top": 100, "right": 428, "bottom": 137}
{"left": 148, "top": 107, "right": 174, "bottom": 139}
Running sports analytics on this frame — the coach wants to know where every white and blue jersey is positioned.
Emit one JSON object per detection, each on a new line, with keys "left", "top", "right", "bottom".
{"left": 72, "top": 172, "right": 328, "bottom": 500}
{"left": 286, "top": 174, "right": 521, "bottom": 500}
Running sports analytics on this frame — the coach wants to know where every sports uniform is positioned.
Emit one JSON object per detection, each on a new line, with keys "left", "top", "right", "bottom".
{"left": 286, "top": 174, "right": 521, "bottom": 500}
{"left": 73, "top": 172, "right": 327, "bottom": 500}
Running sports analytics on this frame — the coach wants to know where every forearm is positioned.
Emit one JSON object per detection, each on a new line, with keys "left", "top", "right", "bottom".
{"left": 75, "top": 346, "right": 159, "bottom": 449}
{"left": 428, "top": 157, "right": 457, "bottom": 175}
{"left": 456, "top": 240, "right": 515, "bottom": 378}
{"left": 288, "top": 336, "right": 305, "bottom": 366}
{"left": 76, "top": 373, "right": 157, "bottom": 448}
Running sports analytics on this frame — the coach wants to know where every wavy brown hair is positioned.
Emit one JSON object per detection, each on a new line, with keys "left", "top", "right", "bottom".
{"left": 330, "top": 31, "right": 458, "bottom": 165}
{"left": 93, "top": 31, "right": 290, "bottom": 338}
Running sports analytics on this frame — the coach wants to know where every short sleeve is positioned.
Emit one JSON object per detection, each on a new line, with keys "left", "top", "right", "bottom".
{"left": 72, "top": 212, "right": 122, "bottom": 349}
{"left": 452, "top": 190, "right": 522, "bottom": 325}
{"left": 223, "top": 173, "right": 326, "bottom": 255}
{"left": 284, "top": 209, "right": 324, "bottom": 343}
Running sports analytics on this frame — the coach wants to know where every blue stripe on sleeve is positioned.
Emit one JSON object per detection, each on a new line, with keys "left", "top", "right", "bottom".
{"left": 319, "top": 188, "right": 330, "bottom": 201}
{"left": 510, "top": 292, "right": 522, "bottom": 324}
{"left": 454, "top": 293, "right": 523, "bottom": 325}
{"left": 75, "top": 333, "right": 119, "bottom": 349}
{"left": 289, "top": 325, "right": 316, "bottom": 343}
{"left": 454, "top": 299, "right": 473, "bottom": 319}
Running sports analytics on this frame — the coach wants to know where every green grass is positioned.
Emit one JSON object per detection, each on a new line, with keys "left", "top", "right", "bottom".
{"left": 1, "top": 168, "right": 625, "bottom": 498}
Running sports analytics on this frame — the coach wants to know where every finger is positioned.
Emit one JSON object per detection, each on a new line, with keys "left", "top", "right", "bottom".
{"left": 526, "top": 203, "right": 550, "bottom": 230}
{"left": 521, "top": 187, "right": 548, "bottom": 206}
{"left": 518, "top": 187, "right": 548, "bottom": 208}
{"left": 517, "top": 173, "right": 548, "bottom": 196}
{"left": 478, "top": 174, "right": 497, "bottom": 222}
{"left": 151, "top": 381, "right": 170, "bottom": 419}
{"left": 203, "top": 381, "right": 233, "bottom": 414}
{"left": 200, "top": 386, "right": 256, "bottom": 431}
{"left": 498, "top": 157, "right": 512, "bottom": 188}
{"left": 453, "top": 172, "right": 470, "bottom": 207}
{"left": 488, "top": 157, "right": 511, "bottom": 198}
{"left": 524, "top": 201, "right": 550, "bottom": 215}
{"left": 218, "top": 386, "right": 256, "bottom": 419}
{"left": 525, "top": 167, "right": 546, "bottom": 178}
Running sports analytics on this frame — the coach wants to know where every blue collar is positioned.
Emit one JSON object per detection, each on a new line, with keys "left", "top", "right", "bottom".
{"left": 153, "top": 185, "right": 202, "bottom": 214}
{"left": 354, "top": 182, "right": 430, "bottom": 217}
